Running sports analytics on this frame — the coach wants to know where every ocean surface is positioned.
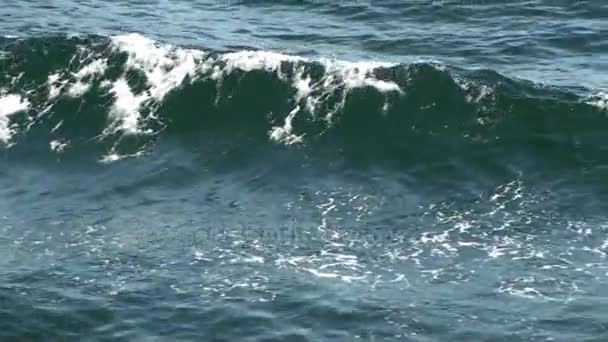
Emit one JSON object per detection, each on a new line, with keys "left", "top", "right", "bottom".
{"left": 1, "top": 0, "right": 607, "bottom": 340}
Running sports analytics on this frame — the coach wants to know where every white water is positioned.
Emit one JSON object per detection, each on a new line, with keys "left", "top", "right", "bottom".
{"left": 0, "top": 93, "right": 30, "bottom": 144}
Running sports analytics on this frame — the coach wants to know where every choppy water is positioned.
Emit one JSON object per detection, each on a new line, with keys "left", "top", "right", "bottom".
{"left": 1, "top": 1, "right": 608, "bottom": 341}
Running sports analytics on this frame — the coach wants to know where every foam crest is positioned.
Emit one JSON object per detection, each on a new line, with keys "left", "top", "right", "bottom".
{"left": 217, "top": 49, "right": 401, "bottom": 94}
{"left": 218, "top": 50, "right": 303, "bottom": 76}
{"left": 588, "top": 91, "right": 607, "bottom": 110}
{"left": 41, "top": 34, "right": 403, "bottom": 145}
{"left": 216, "top": 50, "right": 403, "bottom": 144}
{"left": 105, "top": 34, "right": 205, "bottom": 135}
{"left": 322, "top": 59, "right": 401, "bottom": 93}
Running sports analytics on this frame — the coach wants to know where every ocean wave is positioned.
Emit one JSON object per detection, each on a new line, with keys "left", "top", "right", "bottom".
{"left": 0, "top": 33, "right": 605, "bottom": 165}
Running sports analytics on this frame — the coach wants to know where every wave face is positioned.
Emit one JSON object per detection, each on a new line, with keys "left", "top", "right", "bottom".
{"left": 0, "top": 34, "right": 605, "bottom": 168}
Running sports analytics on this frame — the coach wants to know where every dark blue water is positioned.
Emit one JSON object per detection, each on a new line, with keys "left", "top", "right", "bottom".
{"left": 1, "top": 1, "right": 608, "bottom": 341}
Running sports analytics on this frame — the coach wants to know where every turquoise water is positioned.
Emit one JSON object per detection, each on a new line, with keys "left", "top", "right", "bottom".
{"left": 1, "top": 1, "right": 608, "bottom": 341}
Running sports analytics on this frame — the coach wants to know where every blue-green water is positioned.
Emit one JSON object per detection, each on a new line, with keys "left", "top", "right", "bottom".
{"left": 1, "top": 1, "right": 608, "bottom": 341}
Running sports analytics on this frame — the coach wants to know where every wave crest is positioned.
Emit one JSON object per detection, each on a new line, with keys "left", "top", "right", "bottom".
{"left": 0, "top": 34, "right": 604, "bottom": 165}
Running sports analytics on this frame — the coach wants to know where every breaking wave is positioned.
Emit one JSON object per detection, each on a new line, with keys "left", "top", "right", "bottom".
{"left": 0, "top": 33, "right": 605, "bottom": 166}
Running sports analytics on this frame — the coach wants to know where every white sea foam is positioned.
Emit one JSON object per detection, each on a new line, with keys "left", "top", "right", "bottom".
{"left": 0, "top": 93, "right": 30, "bottom": 144}
{"left": 107, "top": 78, "right": 146, "bottom": 135}
{"left": 104, "top": 34, "right": 205, "bottom": 136}
{"left": 322, "top": 59, "right": 401, "bottom": 93}
{"left": 588, "top": 91, "right": 607, "bottom": 110}
{"left": 47, "top": 54, "right": 108, "bottom": 99}
{"left": 454, "top": 77, "right": 495, "bottom": 106}
{"left": 47, "top": 73, "right": 64, "bottom": 99}
{"left": 217, "top": 49, "right": 401, "bottom": 95}
{"left": 218, "top": 50, "right": 303, "bottom": 75}
{"left": 215, "top": 46, "right": 402, "bottom": 144}
{"left": 50, "top": 139, "right": 69, "bottom": 153}
{"left": 269, "top": 105, "right": 304, "bottom": 145}
{"left": 112, "top": 33, "right": 204, "bottom": 100}
{"left": 67, "top": 58, "right": 108, "bottom": 97}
